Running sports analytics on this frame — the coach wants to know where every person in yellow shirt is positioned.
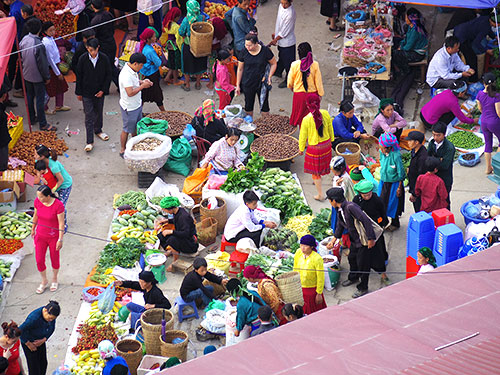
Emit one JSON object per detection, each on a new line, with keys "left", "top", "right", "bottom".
{"left": 160, "top": 7, "right": 184, "bottom": 86}
{"left": 287, "top": 42, "right": 324, "bottom": 127}
{"left": 298, "top": 93, "right": 335, "bottom": 201}
{"left": 293, "top": 234, "right": 326, "bottom": 314}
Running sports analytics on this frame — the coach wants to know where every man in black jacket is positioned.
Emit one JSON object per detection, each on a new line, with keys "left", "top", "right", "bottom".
{"left": 75, "top": 38, "right": 111, "bottom": 152}
{"left": 71, "top": 29, "right": 96, "bottom": 75}
{"left": 407, "top": 130, "right": 428, "bottom": 212}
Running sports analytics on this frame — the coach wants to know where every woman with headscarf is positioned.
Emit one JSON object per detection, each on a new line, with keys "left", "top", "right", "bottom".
{"left": 378, "top": 132, "right": 406, "bottom": 232}
{"left": 287, "top": 42, "right": 324, "bottom": 127}
{"left": 243, "top": 265, "right": 286, "bottom": 325}
{"left": 298, "top": 93, "right": 335, "bottom": 201}
{"left": 139, "top": 27, "right": 165, "bottom": 111}
{"left": 98, "top": 340, "right": 130, "bottom": 375}
{"left": 160, "top": 7, "right": 183, "bottom": 86}
{"left": 191, "top": 99, "right": 228, "bottom": 144}
{"left": 226, "top": 278, "right": 266, "bottom": 338}
{"left": 156, "top": 196, "right": 199, "bottom": 265}
{"left": 114, "top": 270, "right": 171, "bottom": 331}
{"left": 179, "top": 0, "right": 207, "bottom": 91}
{"left": 201, "top": 127, "right": 244, "bottom": 174}
{"left": 417, "top": 247, "right": 437, "bottom": 275}
{"left": 332, "top": 100, "right": 370, "bottom": 149}
{"left": 293, "top": 235, "right": 326, "bottom": 314}
{"left": 371, "top": 98, "right": 407, "bottom": 140}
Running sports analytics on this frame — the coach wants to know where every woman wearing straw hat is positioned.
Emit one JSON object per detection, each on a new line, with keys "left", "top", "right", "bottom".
{"left": 293, "top": 234, "right": 326, "bottom": 315}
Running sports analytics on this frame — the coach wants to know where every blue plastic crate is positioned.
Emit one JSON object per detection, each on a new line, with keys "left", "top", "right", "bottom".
{"left": 406, "top": 211, "right": 435, "bottom": 260}
{"left": 433, "top": 223, "right": 464, "bottom": 267}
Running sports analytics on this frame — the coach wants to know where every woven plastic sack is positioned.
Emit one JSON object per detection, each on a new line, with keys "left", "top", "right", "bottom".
{"left": 164, "top": 137, "right": 192, "bottom": 176}
{"left": 137, "top": 117, "right": 169, "bottom": 135}
{"left": 124, "top": 132, "right": 172, "bottom": 174}
{"left": 200, "top": 309, "right": 226, "bottom": 334}
{"left": 98, "top": 283, "right": 116, "bottom": 314}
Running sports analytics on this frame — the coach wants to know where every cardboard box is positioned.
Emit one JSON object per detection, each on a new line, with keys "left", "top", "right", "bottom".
{"left": 0, "top": 181, "right": 20, "bottom": 213}
{"left": 137, "top": 355, "right": 170, "bottom": 375}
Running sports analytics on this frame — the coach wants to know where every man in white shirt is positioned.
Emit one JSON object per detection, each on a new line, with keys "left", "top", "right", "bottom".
{"left": 224, "top": 190, "right": 277, "bottom": 246}
{"left": 118, "top": 52, "right": 153, "bottom": 157}
{"left": 269, "top": 0, "right": 296, "bottom": 88}
{"left": 426, "top": 36, "right": 475, "bottom": 89}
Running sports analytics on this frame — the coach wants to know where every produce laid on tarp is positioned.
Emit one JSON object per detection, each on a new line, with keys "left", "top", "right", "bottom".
{"left": 254, "top": 114, "right": 295, "bottom": 137}
{"left": 34, "top": 0, "right": 75, "bottom": 38}
{"left": 220, "top": 152, "right": 265, "bottom": 193}
{"left": 0, "top": 212, "right": 32, "bottom": 239}
{"left": 262, "top": 228, "right": 299, "bottom": 253}
{"left": 447, "top": 131, "right": 484, "bottom": 150}
{"left": 250, "top": 135, "right": 299, "bottom": 162}
{"left": 285, "top": 215, "right": 314, "bottom": 239}
{"left": 245, "top": 253, "right": 294, "bottom": 277}
{"left": 308, "top": 208, "right": 333, "bottom": 241}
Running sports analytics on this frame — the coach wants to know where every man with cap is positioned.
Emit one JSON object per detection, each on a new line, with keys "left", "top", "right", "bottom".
{"left": 0, "top": 75, "right": 12, "bottom": 171}
{"left": 406, "top": 130, "right": 428, "bottom": 212}
{"left": 157, "top": 196, "right": 199, "bottom": 263}
{"left": 115, "top": 270, "right": 171, "bottom": 332}
{"left": 353, "top": 180, "right": 390, "bottom": 287}
{"left": 326, "top": 187, "right": 376, "bottom": 298}
{"left": 427, "top": 122, "right": 456, "bottom": 208}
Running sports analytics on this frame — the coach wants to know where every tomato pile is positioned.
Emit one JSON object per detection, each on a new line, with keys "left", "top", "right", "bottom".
{"left": 115, "top": 288, "right": 133, "bottom": 301}
{"left": 72, "top": 323, "right": 118, "bottom": 353}
{"left": 34, "top": 0, "right": 75, "bottom": 38}
{"left": 0, "top": 239, "right": 23, "bottom": 255}
{"left": 118, "top": 210, "right": 138, "bottom": 217}
{"left": 85, "top": 288, "right": 103, "bottom": 297}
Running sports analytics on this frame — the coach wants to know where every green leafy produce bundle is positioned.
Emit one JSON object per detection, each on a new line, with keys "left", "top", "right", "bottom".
{"left": 308, "top": 208, "right": 333, "bottom": 240}
{"left": 220, "top": 152, "right": 265, "bottom": 193}
{"left": 447, "top": 131, "right": 484, "bottom": 149}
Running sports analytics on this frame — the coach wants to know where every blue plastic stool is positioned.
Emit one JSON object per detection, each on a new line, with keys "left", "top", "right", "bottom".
{"left": 174, "top": 296, "right": 199, "bottom": 322}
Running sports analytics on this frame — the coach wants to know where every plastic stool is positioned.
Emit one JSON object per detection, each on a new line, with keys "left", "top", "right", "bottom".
{"left": 174, "top": 296, "right": 199, "bottom": 323}
{"left": 432, "top": 208, "right": 455, "bottom": 228}
{"left": 220, "top": 235, "right": 237, "bottom": 252}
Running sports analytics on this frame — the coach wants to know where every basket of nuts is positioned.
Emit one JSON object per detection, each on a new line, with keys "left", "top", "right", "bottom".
{"left": 124, "top": 132, "right": 172, "bottom": 174}
{"left": 250, "top": 134, "right": 300, "bottom": 162}
{"left": 146, "top": 111, "right": 193, "bottom": 137}
{"left": 253, "top": 114, "right": 295, "bottom": 138}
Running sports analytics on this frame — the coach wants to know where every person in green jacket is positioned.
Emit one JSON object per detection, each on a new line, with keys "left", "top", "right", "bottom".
{"left": 427, "top": 121, "right": 456, "bottom": 209}
{"left": 378, "top": 132, "right": 406, "bottom": 231}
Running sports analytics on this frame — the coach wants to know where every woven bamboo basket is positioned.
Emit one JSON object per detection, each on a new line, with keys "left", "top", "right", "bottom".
{"left": 275, "top": 271, "right": 304, "bottom": 305}
{"left": 159, "top": 330, "right": 189, "bottom": 362}
{"left": 116, "top": 339, "right": 143, "bottom": 375}
{"left": 253, "top": 115, "right": 295, "bottom": 138}
{"left": 147, "top": 111, "right": 193, "bottom": 137}
{"left": 190, "top": 22, "right": 213, "bottom": 57}
{"left": 200, "top": 197, "right": 227, "bottom": 234}
{"left": 196, "top": 217, "right": 218, "bottom": 246}
{"left": 140, "top": 309, "right": 174, "bottom": 355}
{"left": 335, "top": 142, "right": 361, "bottom": 165}
{"left": 250, "top": 134, "right": 300, "bottom": 162}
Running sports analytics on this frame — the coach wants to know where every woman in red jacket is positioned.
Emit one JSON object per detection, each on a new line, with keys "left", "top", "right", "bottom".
{"left": 0, "top": 321, "right": 22, "bottom": 375}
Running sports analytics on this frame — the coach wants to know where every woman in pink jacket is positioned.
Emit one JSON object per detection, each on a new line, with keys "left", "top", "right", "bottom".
{"left": 371, "top": 99, "right": 407, "bottom": 140}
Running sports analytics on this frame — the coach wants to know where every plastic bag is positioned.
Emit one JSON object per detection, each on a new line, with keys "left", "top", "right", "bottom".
{"left": 183, "top": 166, "right": 211, "bottom": 195}
{"left": 146, "top": 177, "right": 194, "bottom": 211}
{"left": 206, "top": 174, "right": 227, "bottom": 190}
{"left": 98, "top": 283, "right": 116, "bottom": 314}
{"left": 200, "top": 309, "right": 226, "bottom": 334}
{"left": 137, "top": 117, "right": 169, "bottom": 135}
{"left": 164, "top": 137, "right": 192, "bottom": 176}
{"left": 183, "top": 124, "right": 196, "bottom": 141}
{"left": 205, "top": 300, "right": 226, "bottom": 312}
{"left": 352, "top": 80, "right": 380, "bottom": 110}
{"left": 322, "top": 255, "right": 339, "bottom": 291}
{"left": 223, "top": 104, "right": 243, "bottom": 119}
{"left": 124, "top": 132, "right": 172, "bottom": 174}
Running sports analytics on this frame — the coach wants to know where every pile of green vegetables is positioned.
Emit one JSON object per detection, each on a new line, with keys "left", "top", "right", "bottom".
{"left": 457, "top": 123, "right": 476, "bottom": 130}
{"left": 115, "top": 191, "right": 148, "bottom": 210}
{"left": 262, "top": 228, "right": 299, "bottom": 253}
{"left": 150, "top": 196, "right": 165, "bottom": 206}
{"left": 447, "top": 131, "right": 484, "bottom": 149}
{"left": 94, "top": 238, "right": 145, "bottom": 276}
{"left": 263, "top": 195, "right": 312, "bottom": 224}
{"left": 308, "top": 208, "right": 333, "bottom": 240}
{"left": 220, "top": 152, "right": 265, "bottom": 193}
{"left": 401, "top": 152, "right": 411, "bottom": 170}
{"left": 245, "top": 254, "right": 294, "bottom": 277}
{"left": 258, "top": 168, "right": 302, "bottom": 198}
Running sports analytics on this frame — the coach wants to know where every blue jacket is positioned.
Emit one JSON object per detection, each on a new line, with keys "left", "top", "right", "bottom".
{"left": 332, "top": 112, "right": 365, "bottom": 140}
{"left": 140, "top": 44, "right": 162, "bottom": 77}
{"left": 225, "top": 7, "right": 256, "bottom": 52}
{"left": 454, "top": 15, "right": 494, "bottom": 55}
{"left": 235, "top": 291, "right": 265, "bottom": 331}
{"left": 9, "top": 0, "right": 24, "bottom": 40}
{"left": 103, "top": 356, "right": 131, "bottom": 375}
{"left": 19, "top": 307, "right": 56, "bottom": 344}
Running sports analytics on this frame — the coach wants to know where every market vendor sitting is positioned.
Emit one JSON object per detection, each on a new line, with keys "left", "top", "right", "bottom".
{"left": 420, "top": 81, "right": 477, "bottom": 129}
{"left": 200, "top": 127, "right": 244, "bottom": 175}
{"left": 180, "top": 257, "right": 228, "bottom": 309}
{"left": 114, "top": 271, "right": 171, "bottom": 332}
{"left": 332, "top": 99, "right": 370, "bottom": 149}
{"left": 371, "top": 99, "right": 407, "bottom": 140}
{"left": 97, "top": 340, "right": 130, "bottom": 375}
{"left": 156, "top": 196, "right": 199, "bottom": 261}
{"left": 224, "top": 190, "right": 278, "bottom": 246}
{"left": 226, "top": 278, "right": 266, "bottom": 338}
{"left": 191, "top": 99, "right": 228, "bottom": 144}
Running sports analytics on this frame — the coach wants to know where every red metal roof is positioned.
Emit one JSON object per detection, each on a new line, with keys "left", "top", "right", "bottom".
{"left": 165, "top": 245, "right": 500, "bottom": 375}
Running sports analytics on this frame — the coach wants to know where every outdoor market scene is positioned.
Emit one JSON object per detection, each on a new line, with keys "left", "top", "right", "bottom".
{"left": 0, "top": 0, "right": 500, "bottom": 374}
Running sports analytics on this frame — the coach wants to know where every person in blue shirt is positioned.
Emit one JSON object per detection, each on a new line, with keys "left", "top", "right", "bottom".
{"left": 19, "top": 300, "right": 60, "bottom": 375}
{"left": 98, "top": 340, "right": 130, "bottom": 375}
{"left": 139, "top": 27, "right": 165, "bottom": 112}
{"left": 332, "top": 100, "right": 370, "bottom": 149}
{"left": 224, "top": 0, "right": 256, "bottom": 57}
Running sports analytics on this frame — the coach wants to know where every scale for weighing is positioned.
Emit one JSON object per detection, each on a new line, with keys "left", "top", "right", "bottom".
{"left": 145, "top": 253, "right": 167, "bottom": 283}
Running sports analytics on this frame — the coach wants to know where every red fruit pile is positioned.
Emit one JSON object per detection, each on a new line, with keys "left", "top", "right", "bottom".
{"left": 34, "top": 0, "right": 75, "bottom": 38}
{"left": 71, "top": 323, "right": 118, "bottom": 353}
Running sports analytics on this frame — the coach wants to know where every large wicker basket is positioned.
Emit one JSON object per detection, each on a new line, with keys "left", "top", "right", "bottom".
{"left": 335, "top": 142, "right": 361, "bottom": 165}
{"left": 160, "top": 330, "right": 189, "bottom": 362}
{"left": 140, "top": 309, "right": 174, "bottom": 355}
{"left": 250, "top": 134, "right": 300, "bottom": 162}
{"left": 196, "top": 217, "right": 218, "bottom": 246}
{"left": 146, "top": 110, "right": 193, "bottom": 137}
{"left": 200, "top": 197, "right": 227, "bottom": 234}
{"left": 275, "top": 271, "right": 304, "bottom": 305}
{"left": 190, "top": 22, "right": 213, "bottom": 57}
{"left": 116, "top": 339, "right": 143, "bottom": 375}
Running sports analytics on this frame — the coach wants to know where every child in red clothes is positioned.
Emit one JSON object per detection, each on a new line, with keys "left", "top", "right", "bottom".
{"left": 415, "top": 157, "right": 448, "bottom": 213}
{"left": 35, "top": 160, "right": 57, "bottom": 190}
{"left": 0, "top": 321, "right": 21, "bottom": 375}
{"left": 214, "top": 49, "right": 235, "bottom": 110}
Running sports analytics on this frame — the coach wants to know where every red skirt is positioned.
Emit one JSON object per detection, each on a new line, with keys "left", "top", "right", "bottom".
{"left": 45, "top": 68, "right": 68, "bottom": 98}
{"left": 302, "top": 287, "right": 327, "bottom": 315}
{"left": 304, "top": 139, "right": 332, "bottom": 176}
{"left": 290, "top": 91, "right": 316, "bottom": 127}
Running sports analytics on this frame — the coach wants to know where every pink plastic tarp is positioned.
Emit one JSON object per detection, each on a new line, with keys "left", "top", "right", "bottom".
{"left": 0, "top": 17, "right": 16, "bottom": 87}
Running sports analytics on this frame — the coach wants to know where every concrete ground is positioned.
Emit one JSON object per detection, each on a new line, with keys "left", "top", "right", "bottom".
{"left": 2, "top": 1, "right": 498, "bottom": 370}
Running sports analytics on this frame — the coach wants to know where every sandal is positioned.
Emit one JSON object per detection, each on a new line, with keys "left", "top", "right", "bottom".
{"left": 313, "top": 195, "right": 326, "bottom": 201}
{"left": 119, "top": 152, "right": 125, "bottom": 158}
{"left": 36, "top": 283, "right": 48, "bottom": 294}
{"left": 329, "top": 25, "right": 344, "bottom": 32}
{"left": 182, "top": 85, "right": 191, "bottom": 92}
{"left": 84, "top": 144, "right": 93, "bottom": 152}
{"left": 45, "top": 109, "right": 56, "bottom": 115}
{"left": 50, "top": 282, "right": 58, "bottom": 292}
{"left": 96, "top": 132, "right": 109, "bottom": 141}
{"left": 40, "top": 125, "right": 57, "bottom": 131}
{"left": 55, "top": 106, "right": 71, "bottom": 112}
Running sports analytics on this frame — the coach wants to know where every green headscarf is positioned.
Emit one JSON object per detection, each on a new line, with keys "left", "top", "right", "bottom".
{"left": 418, "top": 247, "right": 437, "bottom": 268}
{"left": 186, "top": 0, "right": 200, "bottom": 24}
{"left": 378, "top": 98, "right": 394, "bottom": 116}
{"left": 160, "top": 196, "right": 181, "bottom": 209}
{"left": 353, "top": 179, "right": 373, "bottom": 194}
{"left": 147, "top": 26, "right": 159, "bottom": 38}
{"left": 163, "top": 357, "right": 181, "bottom": 368}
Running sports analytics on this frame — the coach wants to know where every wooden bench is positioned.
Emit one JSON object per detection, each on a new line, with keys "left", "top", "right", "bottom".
{"left": 408, "top": 59, "right": 428, "bottom": 84}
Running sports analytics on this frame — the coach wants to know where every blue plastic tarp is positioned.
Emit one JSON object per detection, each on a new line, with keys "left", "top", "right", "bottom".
{"left": 396, "top": 0, "right": 500, "bottom": 9}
